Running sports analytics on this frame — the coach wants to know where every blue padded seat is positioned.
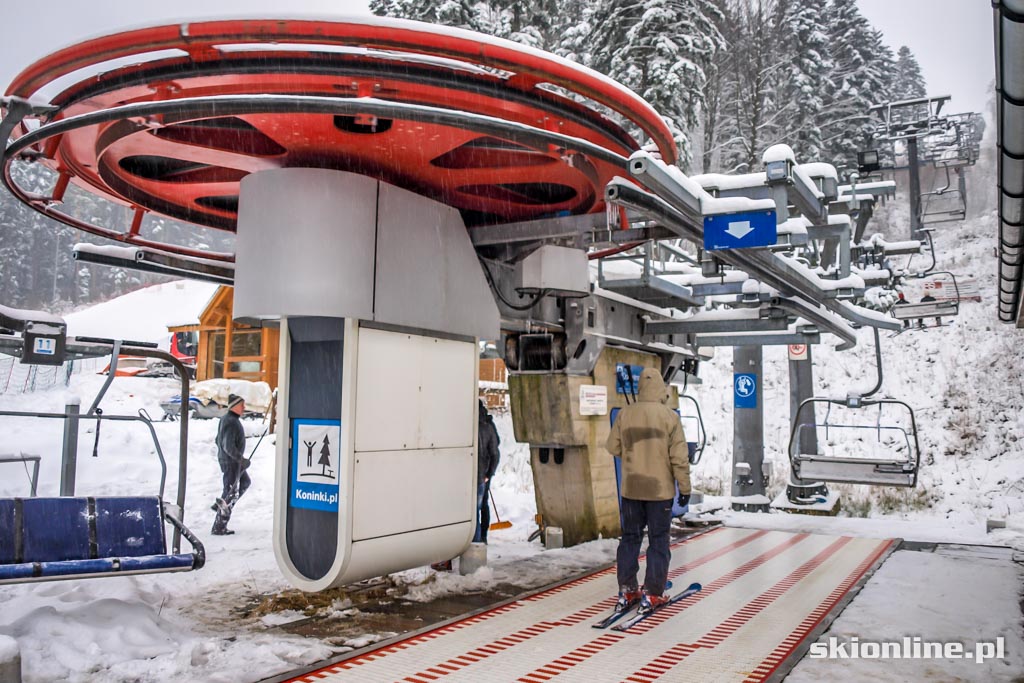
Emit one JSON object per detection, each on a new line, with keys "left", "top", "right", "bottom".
{"left": 0, "top": 500, "right": 14, "bottom": 564}
{"left": 94, "top": 497, "right": 166, "bottom": 558}
{"left": 0, "top": 496, "right": 199, "bottom": 583}
{"left": 21, "top": 497, "right": 91, "bottom": 563}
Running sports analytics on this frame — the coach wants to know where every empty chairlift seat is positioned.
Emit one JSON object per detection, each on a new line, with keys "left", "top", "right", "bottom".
{"left": 789, "top": 397, "right": 921, "bottom": 488}
{"left": 0, "top": 496, "right": 204, "bottom": 583}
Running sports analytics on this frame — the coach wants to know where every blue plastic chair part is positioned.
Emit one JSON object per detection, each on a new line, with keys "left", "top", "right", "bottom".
{"left": 0, "top": 496, "right": 202, "bottom": 583}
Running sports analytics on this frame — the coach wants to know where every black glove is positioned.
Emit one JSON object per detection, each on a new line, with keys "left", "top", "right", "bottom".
{"left": 240, "top": 458, "right": 251, "bottom": 470}
{"left": 676, "top": 493, "right": 690, "bottom": 508}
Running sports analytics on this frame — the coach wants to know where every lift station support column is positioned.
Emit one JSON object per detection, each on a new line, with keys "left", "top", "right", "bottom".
{"left": 732, "top": 346, "right": 768, "bottom": 511}
{"left": 908, "top": 136, "right": 923, "bottom": 240}
{"left": 784, "top": 344, "right": 833, "bottom": 509}
{"left": 233, "top": 168, "right": 500, "bottom": 591}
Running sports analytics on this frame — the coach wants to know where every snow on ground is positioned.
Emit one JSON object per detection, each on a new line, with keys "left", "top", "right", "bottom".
{"left": 787, "top": 548, "right": 1024, "bottom": 682}
{"left": 0, "top": 369, "right": 611, "bottom": 682}
{"left": 1, "top": 153, "right": 1023, "bottom": 680}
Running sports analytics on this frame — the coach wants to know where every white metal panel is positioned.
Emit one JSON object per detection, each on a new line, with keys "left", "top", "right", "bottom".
{"left": 340, "top": 522, "right": 474, "bottom": 586}
{"left": 354, "top": 327, "right": 420, "bottom": 453}
{"left": 418, "top": 336, "right": 476, "bottom": 450}
{"left": 234, "top": 169, "right": 377, "bottom": 320}
{"left": 351, "top": 447, "right": 474, "bottom": 541}
{"left": 355, "top": 327, "right": 476, "bottom": 452}
{"left": 375, "top": 182, "right": 500, "bottom": 341}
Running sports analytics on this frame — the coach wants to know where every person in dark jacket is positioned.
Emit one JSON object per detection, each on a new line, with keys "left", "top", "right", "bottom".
{"left": 212, "top": 394, "right": 249, "bottom": 536}
{"left": 474, "top": 400, "right": 501, "bottom": 544}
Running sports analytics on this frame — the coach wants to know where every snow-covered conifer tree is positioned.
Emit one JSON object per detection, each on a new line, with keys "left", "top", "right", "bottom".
{"left": 773, "top": 0, "right": 834, "bottom": 160}
{"left": 589, "top": 0, "right": 724, "bottom": 167}
{"left": 891, "top": 45, "right": 927, "bottom": 101}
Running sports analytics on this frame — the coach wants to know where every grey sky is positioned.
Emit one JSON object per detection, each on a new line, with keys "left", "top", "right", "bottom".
{"left": 857, "top": 0, "right": 995, "bottom": 117}
{"left": 0, "top": 1, "right": 995, "bottom": 118}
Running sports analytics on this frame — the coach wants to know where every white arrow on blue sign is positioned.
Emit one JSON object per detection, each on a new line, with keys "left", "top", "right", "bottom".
{"left": 703, "top": 210, "right": 777, "bottom": 251}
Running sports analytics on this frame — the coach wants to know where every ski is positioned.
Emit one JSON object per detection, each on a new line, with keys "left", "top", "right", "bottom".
{"left": 610, "top": 582, "right": 702, "bottom": 632}
{"left": 592, "top": 581, "right": 673, "bottom": 629}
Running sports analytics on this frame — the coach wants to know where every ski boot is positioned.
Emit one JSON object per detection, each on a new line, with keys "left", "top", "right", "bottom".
{"left": 638, "top": 589, "right": 670, "bottom": 615}
{"left": 615, "top": 586, "right": 642, "bottom": 613}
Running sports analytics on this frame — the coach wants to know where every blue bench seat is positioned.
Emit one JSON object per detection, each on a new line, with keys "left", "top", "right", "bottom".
{"left": 0, "top": 496, "right": 201, "bottom": 583}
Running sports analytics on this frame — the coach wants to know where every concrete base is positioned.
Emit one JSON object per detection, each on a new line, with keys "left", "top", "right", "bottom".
{"left": 731, "top": 494, "right": 771, "bottom": 513}
{"left": 0, "top": 635, "right": 21, "bottom": 683}
{"left": 459, "top": 543, "right": 487, "bottom": 575}
{"left": 771, "top": 490, "right": 842, "bottom": 516}
{"left": 509, "top": 347, "right": 676, "bottom": 547}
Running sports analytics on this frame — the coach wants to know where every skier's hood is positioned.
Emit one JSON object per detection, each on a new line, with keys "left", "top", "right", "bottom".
{"left": 637, "top": 367, "right": 668, "bottom": 403}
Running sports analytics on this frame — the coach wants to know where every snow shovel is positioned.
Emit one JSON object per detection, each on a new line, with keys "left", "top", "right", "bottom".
{"left": 488, "top": 489, "right": 513, "bottom": 531}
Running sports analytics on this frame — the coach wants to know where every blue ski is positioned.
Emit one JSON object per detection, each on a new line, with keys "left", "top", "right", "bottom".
{"left": 610, "top": 582, "right": 702, "bottom": 632}
{"left": 592, "top": 581, "right": 673, "bottom": 629}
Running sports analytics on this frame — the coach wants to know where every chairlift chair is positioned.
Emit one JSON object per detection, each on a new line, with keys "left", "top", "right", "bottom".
{"left": 678, "top": 393, "right": 706, "bottom": 465}
{"left": 0, "top": 322, "right": 205, "bottom": 584}
{"left": 787, "top": 327, "right": 921, "bottom": 488}
{"left": 789, "top": 396, "right": 921, "bottom": 487}
{"left": 920, "top": 163, "right": 967, "bottom": 225}
{"left": 889, "top": 269, "right": 962, "bottom": 332}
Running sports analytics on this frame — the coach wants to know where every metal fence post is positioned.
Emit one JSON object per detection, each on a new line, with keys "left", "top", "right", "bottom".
{"left": 60, "top": 397, "right": 81, "bottom": 496}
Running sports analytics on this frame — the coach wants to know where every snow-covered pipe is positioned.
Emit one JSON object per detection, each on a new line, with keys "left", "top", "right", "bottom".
{"left": 995, "top": 1, "right": 1024, "bottom": 323}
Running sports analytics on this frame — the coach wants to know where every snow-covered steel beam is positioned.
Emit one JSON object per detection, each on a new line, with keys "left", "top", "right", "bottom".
{"left": 643, "top": 307, "right": 789, "bottom": 335}
{"left": 72, "top": 244, "right": 235, "bottom": 286}
{"left": 605, "top": 174, "right": 896, "bottom": 343}
{"left": 467, "top": 213, "right": 676, "bottom": 249}
{"left": 694, "top": 325, "right": 821, "bottom": 347}
{"left": 838, "top": 180, "right": 897, "bottom": 198}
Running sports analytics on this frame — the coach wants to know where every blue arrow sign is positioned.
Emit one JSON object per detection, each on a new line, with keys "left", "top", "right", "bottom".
{"left": 703, "top": 209, "right": 777, "bottom": 251}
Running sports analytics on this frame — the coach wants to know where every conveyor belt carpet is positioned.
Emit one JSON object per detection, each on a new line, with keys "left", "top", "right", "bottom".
{"left": 279, "top": 527, "right": 896, "bottom": 682}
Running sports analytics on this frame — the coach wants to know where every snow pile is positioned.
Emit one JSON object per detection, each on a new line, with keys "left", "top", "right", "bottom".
{"left": 64, "top": 280, "right": 217, "bottom": 344}
{"left": 0, "top": 633, "right": 17, "bottom": 661}
{"left": 192, "top": 379, "right": 274, "bottom": 413}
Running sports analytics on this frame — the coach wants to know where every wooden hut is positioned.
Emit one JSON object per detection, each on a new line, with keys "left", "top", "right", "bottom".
{"left": 168, "top": 286, "right": 279, "bottom": 388}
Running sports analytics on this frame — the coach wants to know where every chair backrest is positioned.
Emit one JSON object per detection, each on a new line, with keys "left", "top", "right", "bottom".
{"left": 0, "top": 497, "right": 167, "bottom": 564}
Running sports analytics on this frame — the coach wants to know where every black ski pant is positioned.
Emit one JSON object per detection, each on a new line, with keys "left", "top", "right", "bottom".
{"left": 219, "top": 458, "right": 251, "bottom": 503}
{"left": 616, "top": 497, "right": 673, "bottom": 596}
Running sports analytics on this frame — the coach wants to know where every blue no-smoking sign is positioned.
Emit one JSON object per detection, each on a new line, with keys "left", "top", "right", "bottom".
{"left": 734, "top": 373, "right": 758, "bottom": 409}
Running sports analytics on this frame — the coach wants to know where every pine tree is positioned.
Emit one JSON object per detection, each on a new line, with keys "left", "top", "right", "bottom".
{"left": 822, "top": 0, "right": 894, "bottom": 169}
{"left": 891, "top": 46, "right": 927, "bottom": 101}
{"left": 773, "top": 0, "right": 834, "bottom": 161}
{"left": 589, "top": 0, "right": 724, "bottom": 167}
{"left": 370, "top": 0, "right": 481, "bottom": 31}
{"left": 318, "top": 433, "right": 333, "bottom": 476}
{"left": 714, "top": 0, "right": 785, "bottom": 173}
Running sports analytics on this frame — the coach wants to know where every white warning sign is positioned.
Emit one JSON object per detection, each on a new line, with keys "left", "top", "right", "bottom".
{"left": 788, "top": 344, "right": 808, "bottom": 361}
{"left": 579, "top": 384, "right": 608, "bottom": 416}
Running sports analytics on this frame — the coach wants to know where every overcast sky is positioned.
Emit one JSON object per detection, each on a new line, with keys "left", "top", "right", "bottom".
{"left": 0, "top": 1, "right": 996, "bottom": 118}
{"left": 857, "top": 0, "right": 994, "bottom": 116}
